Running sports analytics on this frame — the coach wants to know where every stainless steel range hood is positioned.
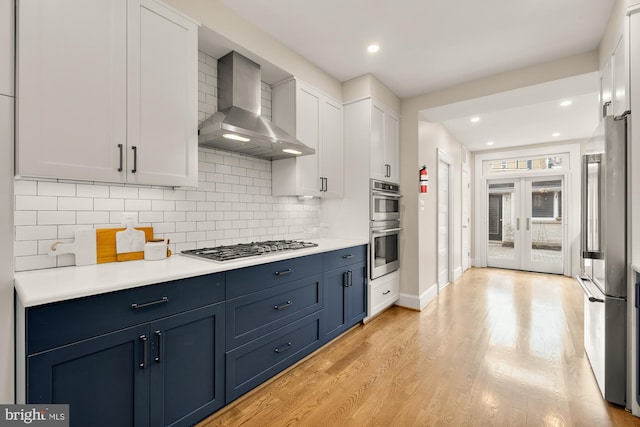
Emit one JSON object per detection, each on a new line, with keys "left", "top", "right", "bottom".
{"left": 199, "top": 51, "right": 314, "bottom": 160}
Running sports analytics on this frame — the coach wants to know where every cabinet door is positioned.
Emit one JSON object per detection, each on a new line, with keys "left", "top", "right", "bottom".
{"left": 321, "top": 98, "right": 344, "bottom": 198}
{"left": 322, "top": 268, "right": 348, "bottom": 342}
{"left": 28, "top": 324, "right": 150, "bottom": 427}
{"left": 16, "top": 0, "right": 127, "bottom": 182}
{"left": 384, "top": 112, "right": 400, "bottom": 184}
{"left": 0, "top": 0, "right": 14, "bottom": 97}
{"left": 370, "top": 104, "right": 386, "bottom": 180}
{"left": 127, "top": 0, "right": 198, "bottom": 187}
{"left": 295, "top": 85, "right": 321, "bottom": 195}
{"left": 149, "top": 303, "right": 225, "bottom": 427}
{"left": 347, "top": 262, "right": 367, "bottom": 327}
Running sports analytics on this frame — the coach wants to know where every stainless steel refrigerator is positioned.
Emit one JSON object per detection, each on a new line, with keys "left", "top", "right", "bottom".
{"left": 576, "top": 113, "right": 629, "bottom": 406}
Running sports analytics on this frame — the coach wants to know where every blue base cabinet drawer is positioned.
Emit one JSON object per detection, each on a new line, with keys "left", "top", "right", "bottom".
{"left": 27, "top": 273, "right": 225, "bottom": 354}
{"left": 322, "top": 245, "right": 366, "bottom": 271}
{"left": 226, "top": 254, "right": 322, "bottom": 298}
{"left": 225, "top": 312, "right": 322, "bottom": 403}
{"left": 226, "top": 274, "right": 322, "bottom": 350}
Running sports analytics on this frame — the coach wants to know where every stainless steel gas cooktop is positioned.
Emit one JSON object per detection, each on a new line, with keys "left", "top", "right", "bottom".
{"left": 181, "top": 240, "right": 319, "bottom": 262}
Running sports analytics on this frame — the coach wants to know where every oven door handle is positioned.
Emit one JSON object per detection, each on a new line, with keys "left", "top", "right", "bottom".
{"left": 372, "top": 190, "right": 403, "bottom": 198}
{"left": 372, "top": 227, "right": 402, "bottom": 234}
{"left": 575, "top": 275, "right": 605, "bottom": 303}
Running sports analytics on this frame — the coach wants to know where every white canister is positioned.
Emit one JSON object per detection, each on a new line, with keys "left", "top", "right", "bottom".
{"left": 144, "top": 239, "right": 167, "bottom": 261}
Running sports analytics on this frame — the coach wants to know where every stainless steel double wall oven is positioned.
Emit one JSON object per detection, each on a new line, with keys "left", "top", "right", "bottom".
{"left": 370, "top": 179, "right": 401, "bottom": 279}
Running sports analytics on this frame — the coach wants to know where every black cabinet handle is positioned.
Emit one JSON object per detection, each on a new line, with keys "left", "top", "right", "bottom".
{"left": 383, "top": 290, "right": 391, "bottom": 295}
{"left": 320, "top": 177, "right": 324, "bottom": 192}
{"left": 131, "top": 146, "right": 138, "bottom": 173}
{"left": 324, "top": 177, "right": 328, "bottom": 192}
{"left": 342, "top": 254, "right": 354, "bottom": 259}
{"left": 348, "top": 270, "right": 353, "bottom": 287}
{"left": 131, "top": 296, "right": 169, "bottom": 310}
{"left": 274, "top": 342, "right": 292, "bottom": 354}
{"left": 139, "top": 335, "right": 148, "bottom": 369}
{"left": 343, "top": 271, "right": 349, "bottom": 287}
{"left": 154, "top": 330, "right": 162, "bottom": 363}
{"left": 274, "top": 300, "right": 293, "bottom": 310}
{"left": 274, "top": 269, "right": 293, "bottom": 276}
{"left": 117, "top": 144, "right": 123, "bottom": 172}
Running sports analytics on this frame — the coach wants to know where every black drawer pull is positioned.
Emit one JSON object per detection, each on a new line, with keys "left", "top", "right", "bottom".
{"left": 154, "top": 330, "right": 162, "bottom": 363}
{"left": 139, "top": 335, "right": 148, "bottom": 369}
{"left": 274, "top": 342, "right": 292, "bottom": 354}
{"left": 382, "top": 290, "right": 391, "bottom": 295}
{"left": 274, "top": 269, "right": 293, "bottom": 276}
{"left": 131, "top": 296, "right": 169, "bottom": 310}
{"left": 274, "top": 300, "right": 293, "bottom": 310}
{"left": 342, "top": 254, "right": 354, "bottom": 259}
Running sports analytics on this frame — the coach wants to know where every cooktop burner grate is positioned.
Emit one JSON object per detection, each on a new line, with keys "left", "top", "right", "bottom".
{"left": 181, "top": 240, "right": 318, "bottom": 262}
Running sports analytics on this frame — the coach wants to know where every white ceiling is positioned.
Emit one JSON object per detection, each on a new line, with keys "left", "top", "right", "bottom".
{"left": 217, "top": 0, "right": 613, "bottom": 151}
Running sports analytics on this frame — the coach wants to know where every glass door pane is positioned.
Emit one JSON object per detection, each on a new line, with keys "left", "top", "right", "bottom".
{"left": 523, "top": 178, "right": 564, "bottom": 274}
{"left": 487, "top": 181, "right": 519, "bottom": 269}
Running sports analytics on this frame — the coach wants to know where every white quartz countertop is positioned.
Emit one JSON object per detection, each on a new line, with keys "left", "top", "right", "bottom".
{"left": 633, "top": 264, "right": 640, "bottom": 274}
{"left": 15, "top": 238, "right": 368, "bottom": 307}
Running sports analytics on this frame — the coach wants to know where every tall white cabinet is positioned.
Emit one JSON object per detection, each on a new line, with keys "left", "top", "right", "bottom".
{"left": 0, "top": 0, "right": 14, "bottom": 404}
{"left": 370, "top": 100, "right": 400, "bottom": 184}
{"left": 272, "top": 79, "right": 344, "bottom": 198}
{"left": 16, "top": 0, "right": 199, "bottom": 187}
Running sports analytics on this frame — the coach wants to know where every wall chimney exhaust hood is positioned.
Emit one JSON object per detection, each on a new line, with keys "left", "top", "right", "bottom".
{"left": 198, "top": 51, "right": 314, "bottom": 160}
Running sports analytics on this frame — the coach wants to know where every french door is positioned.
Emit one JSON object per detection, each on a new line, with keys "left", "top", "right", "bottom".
{"left": 486, "top": 176, "right": 564, "bottom": 274}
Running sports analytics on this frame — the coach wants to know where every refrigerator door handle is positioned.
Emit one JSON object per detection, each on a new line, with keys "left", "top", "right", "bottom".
{"left": 576, "top": 275, "right": 605, "bottom": 303}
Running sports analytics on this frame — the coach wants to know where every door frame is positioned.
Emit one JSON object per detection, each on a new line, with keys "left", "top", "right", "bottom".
{"left": 462, "top": 164, "right": 471, "bottom": 272}
{"left": 473, "top": 143, "right": 580, "bottom": 276}
{"left": 437, "top": 149, "right": 454, "bottom": 291}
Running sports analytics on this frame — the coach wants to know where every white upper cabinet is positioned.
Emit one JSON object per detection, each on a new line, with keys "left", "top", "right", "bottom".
{"left": 16, "top": 0, "right": 198, "bottom": 187}
{"left": 272, "top": 79, "right": 343, "bottom": 198}
{"left": 370, "top": 100, "right": 399, "bottom": 183}
{"left": 0, "top": 0, "right": 14, "bottom": 97}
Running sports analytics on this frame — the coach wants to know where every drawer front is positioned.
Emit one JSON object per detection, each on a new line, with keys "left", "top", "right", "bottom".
{"left": 226, "top": 254, "right": 322, "bottom": 298}
{"left": 226, "top": 274, "right": 322, "bottom": 350}
{"left": 323, "top": 245, "right": 366, "bottom": 271}
{"left": 225, "top": 312, "right": 322, "bottom": 403}
{"left": 27, "top": 273, "right": 225, "bottom": 354}
{"left": 369, "top": 273, "right": 399, "bottom": 318}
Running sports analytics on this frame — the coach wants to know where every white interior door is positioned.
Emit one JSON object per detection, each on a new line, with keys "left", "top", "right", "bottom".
{"left": 462, "top": 166, "right": 471, "bottom": 271}
{"left": 438, "top": 158, "right": 450, "bottom": 288}
{"left": 486, "top": 176, "right": 564, "bottom": 274}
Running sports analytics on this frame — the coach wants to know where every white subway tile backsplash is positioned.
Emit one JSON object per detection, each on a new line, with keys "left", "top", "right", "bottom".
{"left": 38, "top": 181, "right": 76, "bottom": 197}
{"left": 58, "top": 197, "right": 94, "bottom": 211}
{"left": 16, "top": 195, "right": 57, "bottom": 211}
{"left": 13, "top": 51, "right": 321, "bottom": 272}
{"left": 37, "top": 211, "right": 75, "bottom": 225}
{"left": 94, "top": 198, "right": 125, "bottom": 211}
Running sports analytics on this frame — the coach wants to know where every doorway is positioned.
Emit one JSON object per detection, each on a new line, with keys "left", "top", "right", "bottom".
{"left": 462, "top": 165, "right": 471, "bottom": 272}
{"left": 438, "top": 150, "right": 453, "bottom": 290}
{"left": 486, "top": 176, "right": 564, "bottom": 274}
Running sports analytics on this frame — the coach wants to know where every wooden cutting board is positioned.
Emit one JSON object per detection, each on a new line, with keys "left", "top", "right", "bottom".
{"left": 96, "top": 227, "right": 154, "bottom": 263}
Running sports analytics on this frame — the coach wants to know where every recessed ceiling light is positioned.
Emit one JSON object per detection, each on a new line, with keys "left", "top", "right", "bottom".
{"left": 223, "top": 133, "right": 250, "bottom": 142}
{"left": 487, "top": 141, "right": 494, "bottom": 146}
{"left": 552, "top": 132, "right": 561, "bottom": 137}
{"left": 367, "top": 44, "right": 380, "bottom": 53}
{"left": 470, "top": 117, "right": 480, "bottom": 123}
{"left": 560, "top": 100, "right": 572, "bottom": 107}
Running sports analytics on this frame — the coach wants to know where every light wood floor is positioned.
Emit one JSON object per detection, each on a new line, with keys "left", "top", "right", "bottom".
{"left": 199, "top": 268, "right": 640, "bottom": 426}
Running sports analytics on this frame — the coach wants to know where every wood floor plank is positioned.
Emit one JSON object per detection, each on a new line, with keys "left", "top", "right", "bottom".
{"left": 198, "top": 268, "right": 640, "bottom": 426}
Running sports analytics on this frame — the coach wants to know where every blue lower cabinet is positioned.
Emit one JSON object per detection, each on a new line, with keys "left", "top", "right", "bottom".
{"left": 225, "top": 312, "right": 322, "bottom": 403}
{"left": 27, "top": 302, "right": 225, "bottom": 427}
{"left": 322, "top": 261, "right": 367, "bottom": 343}
{"left": 149, "top": 303, "right": 226, "bottom": 427}
{"left": 28, "top": 324, "right": 151, "bottom": 427}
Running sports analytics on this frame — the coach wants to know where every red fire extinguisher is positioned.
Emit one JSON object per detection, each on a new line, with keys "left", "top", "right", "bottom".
{"left": 419, "top": 166, "right": 428, "bottom": 193}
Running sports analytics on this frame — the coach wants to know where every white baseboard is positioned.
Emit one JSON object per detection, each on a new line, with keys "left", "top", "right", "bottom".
{"left": 397, "top": 282, "right": 438, "bottom": 311}
{"left": 453, "top": 266, "right": 462, "bottom": 281}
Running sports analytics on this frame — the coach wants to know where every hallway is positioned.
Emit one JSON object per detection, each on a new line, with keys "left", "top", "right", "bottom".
{"left": 200, "top": 268, "right": 639, "bottom": 426}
